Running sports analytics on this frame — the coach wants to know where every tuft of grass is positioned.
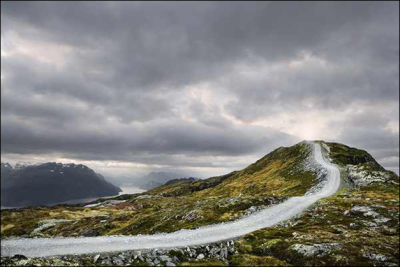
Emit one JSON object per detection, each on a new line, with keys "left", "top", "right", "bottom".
{"left": 230, "top": 254, "right": 288, "bottom": 266}
{"left": 181, "top": 259, "right": 227, "bottom": 266}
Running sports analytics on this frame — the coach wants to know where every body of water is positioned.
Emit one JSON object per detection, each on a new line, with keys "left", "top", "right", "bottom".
{"left": 1, "top": 184, "right": 146, "bottom": 210}
{"left": 119, "top": 184, "right": 146, "bottom": 195}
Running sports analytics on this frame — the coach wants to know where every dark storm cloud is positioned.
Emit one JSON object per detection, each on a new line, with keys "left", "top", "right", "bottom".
{"left": 1, "top": 115, "right": 297, "bottom": 166}
{"left": 1, "top": 54, "right": 174, "bottom": 123}
{"left": 1, "top": 1, "right": 399, "bottom": 173}
{"left": 2, "top": 1, "right": 393, "bottom": 90}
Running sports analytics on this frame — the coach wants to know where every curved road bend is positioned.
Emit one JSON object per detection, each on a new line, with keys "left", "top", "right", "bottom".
{"left": 1, "top": 142, "right": 341, "bottom": 257}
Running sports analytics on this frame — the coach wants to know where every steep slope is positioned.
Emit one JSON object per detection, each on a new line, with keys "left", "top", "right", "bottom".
{"left": 1, "top": 163, "right": 121, "bottom": 207}
{"left": 150, "top": 141, "right": 318, "bottom": 198}
{"left": 1, "top": 162, "right": 14, "bottom": 183}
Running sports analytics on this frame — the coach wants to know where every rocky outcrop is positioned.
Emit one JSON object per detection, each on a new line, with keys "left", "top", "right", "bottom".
{"left": 346, "top": 165, "right": 396, "bottom": 187}
{"left": 291, "top": 243, "right": 341, "bottom": 257}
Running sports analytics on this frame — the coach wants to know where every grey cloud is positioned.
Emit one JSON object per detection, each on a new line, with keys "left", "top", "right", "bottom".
{"left": 378, "top": 157, "right": 400, "bottom": 169}
{"left": 224, "top": 50, "right": 398, "bottom": 122}
{"left": 2, "top": 2, "right": 394, "bottom": 89}
{"left": 1, "top": 1, "right": 398, "bottom": 174}
{"left": 332, "top": 110, "right": 399, "bottom": 171}
{"left": 1, "top": 54, "right": 174, "bottom": 123}
{"left": 1, "top": 115, "right": 297, "bottom": 167}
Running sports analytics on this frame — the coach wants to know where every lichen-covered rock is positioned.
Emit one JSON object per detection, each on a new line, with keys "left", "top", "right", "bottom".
{"left": 182, "top": 210, "right": 203, "bottom": 221}
{"left": 351, "top": 205, "right": 379, "bottom": 217}
{"left": 362, "top": 251, "right": 388, "bottom": 262}
{"left": 30, "top": 219, "right": 72, "bottom": 236}
{"left": 196, "top": 253, "right": 205, "bottom": 260}
{"left": 347, "top": 165, "right": 393, "bottom": 187}
{"left": 291, "top": 243, "right": 341, "bottom": 257}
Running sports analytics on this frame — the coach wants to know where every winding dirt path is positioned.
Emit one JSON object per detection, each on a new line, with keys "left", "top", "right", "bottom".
{"left": 1, "top": 142, "right": 341, "bottom": 257}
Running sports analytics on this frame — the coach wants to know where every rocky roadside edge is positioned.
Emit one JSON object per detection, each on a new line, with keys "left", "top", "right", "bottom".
{"left": 1, "top": 240, "right": 238, "bottom": 266}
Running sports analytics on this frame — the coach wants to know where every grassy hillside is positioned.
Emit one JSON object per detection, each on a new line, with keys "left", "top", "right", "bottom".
{"left": 1, "top": 141, "right": 317, "bottom": 238}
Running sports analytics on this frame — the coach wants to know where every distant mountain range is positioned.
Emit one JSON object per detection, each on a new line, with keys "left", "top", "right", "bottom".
{"left": 124, "top": 172, "right": 199, "bottom": 190}
{"left": 1, "top": 162, "right": 121, "bottom": 207}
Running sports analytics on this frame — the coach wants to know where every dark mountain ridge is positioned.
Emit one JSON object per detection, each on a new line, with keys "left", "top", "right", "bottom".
{"left": 1, "top": 162, "right": 121, "bottom": 207}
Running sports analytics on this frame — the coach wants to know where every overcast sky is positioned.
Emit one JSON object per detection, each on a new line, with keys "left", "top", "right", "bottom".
{"left": 1, "top": 1, "right": 399, "bottom": 178}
